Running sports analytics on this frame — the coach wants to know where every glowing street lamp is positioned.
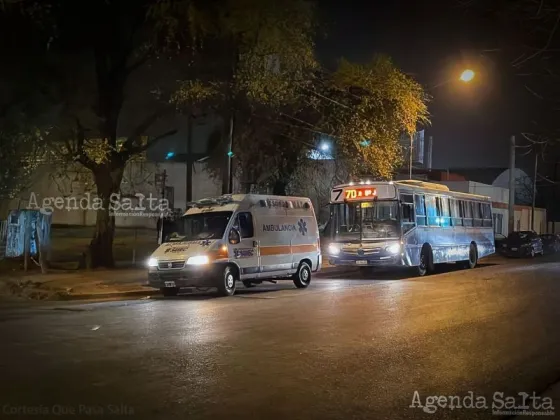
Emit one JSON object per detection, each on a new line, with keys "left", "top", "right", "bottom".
{"left": 320, "top": 142, "right": 330, "bottom": 152}
{"left": 459, "top": 69, "right": 475, "bottom": 83}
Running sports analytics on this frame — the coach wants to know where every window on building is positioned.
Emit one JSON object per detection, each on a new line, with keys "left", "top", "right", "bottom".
{"left": 493, "top": 213, "right": 503, "bottom": 234}
{"left": 426, "top": 195, "right": 439, "bottom": 226}
{"left": 414, "top": 194, "right": 427, "bottom": 226}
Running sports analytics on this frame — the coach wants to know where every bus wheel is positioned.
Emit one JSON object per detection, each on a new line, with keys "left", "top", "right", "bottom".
{"left": 417, "top": 246, "right": 433, "bottom": 276}
{"left": 293, "top": 261, "right": 311, "bottom": 288}
{"left": 465, "top": 243, "right": 478, "bottom": 269}
{"left": 216, "top": 265, "right": 237, "bottom": 296}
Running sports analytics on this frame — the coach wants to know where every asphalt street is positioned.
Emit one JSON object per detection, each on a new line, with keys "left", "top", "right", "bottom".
{"left": 1, "top": 256, "right": 560, "bottom": 419}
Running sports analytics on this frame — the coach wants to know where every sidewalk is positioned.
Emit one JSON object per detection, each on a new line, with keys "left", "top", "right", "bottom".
{"left": 0, "top": 268, "right": 153, "bottom": 301}
{"left": 0, "top": 261, "right": 345, "bottom": 301}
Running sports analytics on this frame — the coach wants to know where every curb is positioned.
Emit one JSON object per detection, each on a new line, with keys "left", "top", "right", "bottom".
{"left": 56, "top": 288, "right": 157, "bottom": 301}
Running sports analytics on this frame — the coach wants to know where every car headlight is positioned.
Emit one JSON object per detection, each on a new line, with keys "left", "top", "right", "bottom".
{"left": 147, "top": 257, "right": 158, "bottom": 267}
{"left": 386, "top": 243, "right": 401, "bottom": 255}
{"left": 328, "top": 243, "right": 341, "bottom": 255}
{"left": 186, "top": 255, "right": 209, "bottom": 265}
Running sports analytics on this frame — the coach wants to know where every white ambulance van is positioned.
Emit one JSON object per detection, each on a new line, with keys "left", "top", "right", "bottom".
{"left": 147, "top": 194, "right": 321, "bottom": 296}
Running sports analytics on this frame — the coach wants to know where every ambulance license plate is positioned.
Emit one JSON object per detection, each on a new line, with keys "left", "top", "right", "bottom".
{"left": 356, "top": 260, "right": 368, "bottom": 265}
{"left": 164, "top": 281, "right": 176, "bottom": 288}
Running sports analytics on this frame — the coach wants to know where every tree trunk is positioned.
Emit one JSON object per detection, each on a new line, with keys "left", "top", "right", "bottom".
{"left": 272, "top": 179, "right": 288, "bottom": 196}
{"left": 89, "top": 164, "right": 124, "bottom": 268}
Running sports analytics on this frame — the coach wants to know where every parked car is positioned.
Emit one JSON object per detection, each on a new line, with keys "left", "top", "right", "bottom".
{"left": 540, "top": 234, "right": 560, "bottom": 254}
{"left": 502, "top": 231, "right": 544, "bottom": 258}
{"left": 495, "top": 233, "right": 507, "bottom": 254}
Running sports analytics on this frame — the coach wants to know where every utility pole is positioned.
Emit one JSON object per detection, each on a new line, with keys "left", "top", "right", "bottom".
{"left": 158, "top": 170, "right": 167, "bottom": 245}
{"left": 508, "top": 135, "right": 516, "bottom": 236}
{"left": 531, "top": 151, "right": 538, "bottom": 231}
{"left": 222, "top": 113, "right": 234, "bottom": 194}
{"left": 409, "top": 132, "right": 413, "bottom": 179}
{"left": 186, "top": 114, "right": 194, "bottom": 205}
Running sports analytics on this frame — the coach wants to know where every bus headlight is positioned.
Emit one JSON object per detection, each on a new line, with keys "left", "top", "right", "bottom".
{"left": 328, "top": 243, "right": 341, "bottom": 256}
{"left": 147, "top": 257, "right": 158, "bottom": 267}
{"left": 386, "top": 243, "right": 401, "bottom": 255}
{"left": 187, "top": 255, "right": 210, "bottom": 265}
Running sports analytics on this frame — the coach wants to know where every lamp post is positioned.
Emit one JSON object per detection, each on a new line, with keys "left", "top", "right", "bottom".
{"left": 410, "top": 69, "right": 476, "bottom": 179}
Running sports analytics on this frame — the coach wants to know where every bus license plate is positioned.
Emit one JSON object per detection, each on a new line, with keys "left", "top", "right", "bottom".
{"left": 356, "top": 260, "right": 368, "bottom": 265}
{"left": 164, "top": 281, "right": 176, "bottom": 288}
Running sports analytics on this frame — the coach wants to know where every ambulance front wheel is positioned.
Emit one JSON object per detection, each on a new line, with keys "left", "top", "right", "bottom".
{"left": 216, "top": 265, "right": 237, "bottom": 296}
{"left": 293, "top": 261, "right": 311, "bottom": 288}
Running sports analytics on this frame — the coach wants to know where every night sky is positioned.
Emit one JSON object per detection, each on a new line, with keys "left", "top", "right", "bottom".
{"left": 317, "top": 0, "right": 533, "bottom": 170}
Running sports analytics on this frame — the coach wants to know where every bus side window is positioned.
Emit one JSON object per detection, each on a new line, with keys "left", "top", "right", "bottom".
{"left": 462, "top": 201, "right": 473, "bottom": 227}
{"left": 426, "top": 195, "right": 438, "bottom": 226}
{"left": 414, "top": 194, "right": 427, "bottom": 226}
{"left": 400, "top": 194, "right": 415, "bottom": 233}
{"left": 450, "top": 199, "right": 462, "bottom": 226}
{"left": 473, "top": 202, "right": 483, "bottom": 227}
{"left": 482, "top": 203, "right": 492, "bottom": 227}
{"left": 439, "top": 197, "right": 451, "bottom": 227}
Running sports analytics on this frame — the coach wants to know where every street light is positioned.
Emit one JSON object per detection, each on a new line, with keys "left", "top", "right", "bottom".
{"left": 320, "top": 142, "right": 330, "bottom": 152}
{"left": 459, "top": 69, "right": 475, "bottom": 83}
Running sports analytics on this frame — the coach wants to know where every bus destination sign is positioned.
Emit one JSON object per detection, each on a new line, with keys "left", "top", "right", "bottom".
{"left": 344, "top": 187, "right": 377, "bottom": 200}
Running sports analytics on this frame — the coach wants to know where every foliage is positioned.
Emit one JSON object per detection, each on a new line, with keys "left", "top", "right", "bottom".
{"left": 160, "top": 0, "right": 319, "bottom": 193}
{"left": 313, "top": 56, "right": 430, "bottom": 180}
{"left": 0, "top": 122, "right": 45, "bottom": 202}
{"left": 0, "top": 0, "right": 185, "bottom": 266}
{"left": 165, "top": 0, "right": 317, "bottom": 109}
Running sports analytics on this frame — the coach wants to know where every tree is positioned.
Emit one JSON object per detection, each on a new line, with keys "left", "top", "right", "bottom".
{"left": 316, "top": 56, "right": 430, "bottom": 179}
{"left": 0, "top": 0, "right": 198, "bottom": 266}
{"left": 0, "top": 1, "right": 61, "bottom": 220}
{"left": 168, "top": 0, "right": 318, "bottom": 193}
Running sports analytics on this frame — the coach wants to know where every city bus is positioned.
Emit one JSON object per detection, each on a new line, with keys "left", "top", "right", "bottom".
{"left": 324, "top": 180, "right": 495, "bottom": 276}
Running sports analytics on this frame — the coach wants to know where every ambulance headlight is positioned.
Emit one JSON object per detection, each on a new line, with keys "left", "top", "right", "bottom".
{"left": 386, "top": 243, "right": 401, "bottom": 255}
{"left": 147, "top": 257, "right": 158, "bottom": 267}
{"left": 187, "top": 255, "right": 210, "bottom": 265}
{"left": 328, "top": 243, "right": 341, "bottom": 256}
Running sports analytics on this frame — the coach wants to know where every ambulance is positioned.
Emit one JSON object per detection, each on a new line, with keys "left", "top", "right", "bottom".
{"left": 147, "top": 194, "right": 321, "bottom": 296}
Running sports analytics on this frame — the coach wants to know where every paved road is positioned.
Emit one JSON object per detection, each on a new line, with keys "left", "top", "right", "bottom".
{"left": 1, "top": 256, "right": 560, "bottom": 419}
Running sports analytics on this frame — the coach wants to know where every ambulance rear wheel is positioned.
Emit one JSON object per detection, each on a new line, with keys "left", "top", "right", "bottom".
{"left": 216, "top": 265, "right": 237, "bottom": 296}
{"left": 293, "top": 262, "right": 311, "bottom": 288}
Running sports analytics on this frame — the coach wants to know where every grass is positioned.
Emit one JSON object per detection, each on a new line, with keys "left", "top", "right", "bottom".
{"left": 49, "top": 226, "right": 159, "bottom": 263}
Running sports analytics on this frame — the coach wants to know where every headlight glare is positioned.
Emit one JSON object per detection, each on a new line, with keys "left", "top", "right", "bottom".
{"left": 147, "top": 257, "right": 158, "bottom": 267}
{"left": 328, "top": 243, "right": 341, "bottom": 255}
{"left": 187, "top": 255, "right": 210, "bottom": 265}
{"left": 386, "top": 243, "right": 401, "bottom": 255}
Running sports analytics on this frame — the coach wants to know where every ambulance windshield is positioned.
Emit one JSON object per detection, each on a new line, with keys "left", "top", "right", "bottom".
{"left": 167, "top": 211, "right": 233, "bottom": 241}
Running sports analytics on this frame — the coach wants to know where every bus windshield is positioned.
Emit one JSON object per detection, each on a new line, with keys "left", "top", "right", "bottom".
{"left": 330, "top": 201, "right": 400, "bottom": 241}
{"left": 166, "top": 211, "right": 233, "bottom": 242}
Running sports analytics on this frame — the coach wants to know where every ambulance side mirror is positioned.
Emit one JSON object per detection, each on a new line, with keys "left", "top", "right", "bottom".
{"left": 228, "top": 228, "right": 240, "bottom": 245}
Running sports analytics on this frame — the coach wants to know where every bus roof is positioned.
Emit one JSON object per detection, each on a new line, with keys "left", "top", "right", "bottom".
{"left": 331, "top": 180, "right": 491, "bottom": 201}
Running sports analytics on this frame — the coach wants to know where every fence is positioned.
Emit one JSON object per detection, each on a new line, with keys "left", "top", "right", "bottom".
{"left": 0, "top": 220, "right": 7, "bottom": 260}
